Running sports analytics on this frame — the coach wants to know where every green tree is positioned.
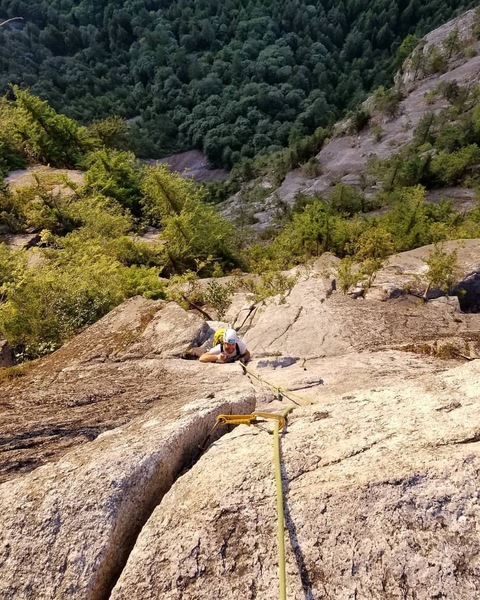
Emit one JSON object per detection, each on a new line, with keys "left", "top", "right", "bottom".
{"left": 423, "top": 243, "right": 458, "bottom": 300}
{"left": 394, "top": 33, "right": 419, "bottom": 70}
{"left": 352, "top": 226, "right": 395, "bottom": 260}
{"left": 0, "top": 97, "right": 26, "bottom": 174}
{"left": 83, "top": 149, "right": 143, "bottom": 216}
{"left": 13, "top": 86, "right": 89, "bottom": 167}
{"left": 442, "top": 27, "right": 461, "bottom": 59}
{"left": 429, "top": 144, "right": 480, "bottom": 186}
{"left": 87, "top": 116, "right": 130, "bottom": 150}
{"left": 272, "top": 200, "right": 342, "bottom": 264}
{"left": 372, "top": 86, "right": 402, "bottom": 117}
{"left": 328, "top": 184, "right": 365, "bottom": 215}
{"left": 141, "top": 165, "right": 239, "bottom": 274}
{"left": 369, "top": 150, "right": 427, "bottom": 191}
{"left": 384, "top": 185, "right": 431, "bottom": 251}
{"left": 0, "top": 250, "right": 125, "bottom": 356}
{"left": 0, "top": 243, "right": 26, "bottom": 293}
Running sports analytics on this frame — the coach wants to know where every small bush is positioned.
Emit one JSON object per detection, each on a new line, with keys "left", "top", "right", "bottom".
{"left": 302, "top": 158, "right": 322, "bottom": 177}
{"left": 243, "top": 271, "right": 298, "bottom": 303}
{"left": 337, "top": 256, "right": 362, "bottom": 293}
{"left": 425, "top": 46, "right": 448, "bottom": 74}
{"left": 351, "top": 109, "right": 371, "bottom": 133}
{"left": 203, "top": 280, "right": 234, "bottom": 319}
{"left": 424, "top": 242, "right": 458, "bottom": 299}
{"left": 370, "top": 122, "right": 384, "bottom": 141}
{"left": 372, "top": 86, "right": 402, "bottom": 117}
{"left": 0, "top": 362, "right": 32, "bottom": 383}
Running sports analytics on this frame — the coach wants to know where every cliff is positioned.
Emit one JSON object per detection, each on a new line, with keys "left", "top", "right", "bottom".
{"left": 1, "top": 239, "right": 480, "bottom": 598}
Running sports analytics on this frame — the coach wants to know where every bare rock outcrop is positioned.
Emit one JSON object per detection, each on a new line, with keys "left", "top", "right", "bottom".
{"left": 1, "top": 245, "right": 480, "bottom": 599}
{"left": 243, "top": 262, "right": 480, "bottom": 361}
{"left": 153, "top": 150, "right": 228, "bottom": 182}
{"left": 364, "top": 238, "right": 480, "bottom": 308}
{"left": 0, "top": 296, "right": 249, "bottom": 483}
{"left": 4, "top": 167, "right": 85, "bottom": 192}
{"left": 111, "top": 358, "right": 480, "bottom": 599}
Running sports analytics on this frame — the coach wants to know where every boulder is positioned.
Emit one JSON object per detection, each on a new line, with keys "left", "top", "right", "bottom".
{"left": 364, "top": 239, "right": 480, "bottom": 309}
{"left": 453, "top": 271, "right": 480, "bottom": 312}
{"left": 0, "top": 339, "right": 13, "bottom": 368}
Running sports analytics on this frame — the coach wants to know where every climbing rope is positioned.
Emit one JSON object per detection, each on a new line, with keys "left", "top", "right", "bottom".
{"left": 239, "top": 362, "right": 313, "bottom": 406}
{"left": 273, "top": 409, "right": 292, "bottom": 600}
{"left": 215, "top": 408, "right": 293, "bottom": 600}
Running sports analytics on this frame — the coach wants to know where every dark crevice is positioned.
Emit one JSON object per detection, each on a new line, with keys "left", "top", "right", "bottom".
{"left": 454, "top": 434, "right": 480, "bottom": 445}
{"left": 92, "top": 397, "right": 254, "bottom": 600}
{"left": 452, "top": 271, "right": 480, "bottom": 313}
{"left": 269, "top": 306, "right": 303, "bottom": 347}
{"left": 0, "top": 426, "right": 104, "bottom": 450}
{"left": 436, "top": 433, "right": 480, "bottom": 447}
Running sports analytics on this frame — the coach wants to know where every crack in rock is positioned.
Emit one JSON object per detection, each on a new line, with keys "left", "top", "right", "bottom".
{"left": 321, "top": 436, "right": 393, "bottom": 468}
{"left": 269, "top": 306, "right": 304, "bottom": 347}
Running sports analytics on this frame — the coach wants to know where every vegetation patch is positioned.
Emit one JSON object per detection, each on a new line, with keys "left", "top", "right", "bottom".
{"left": 400, "top": 340, "right": 469, "bottom": 360}
{"left": 2, "top": 29, "right": 480, "bottom": 359}
{"left": 0, "top": 361, "right": 32, "bottom": 383}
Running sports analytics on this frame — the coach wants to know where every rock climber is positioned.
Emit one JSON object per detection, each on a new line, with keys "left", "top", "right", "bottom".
{"left": 199, "top": 328, "right": 251, "bottom": 364}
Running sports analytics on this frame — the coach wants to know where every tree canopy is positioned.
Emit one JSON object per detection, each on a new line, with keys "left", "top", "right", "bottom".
{"left": 0, "top": 0, "right": 475, "bottom": 167}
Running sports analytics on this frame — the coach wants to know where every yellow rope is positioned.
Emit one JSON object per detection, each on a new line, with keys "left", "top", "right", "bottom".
{"left": 274, "top": 408, "right": 293, "bottom": 600}
{"left": 240, "top": 362, "right": 313, "bottom": 406}
{"left": 215, "top": 408, "right": 293, "bottom": 600}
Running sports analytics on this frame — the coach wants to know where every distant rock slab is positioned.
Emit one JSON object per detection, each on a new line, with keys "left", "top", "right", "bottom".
{"left": 220, "top": 8, "right": 480, "bottom": 231}
{"left": 4, "top": 166, "right": 85, "bottom": 191}
{"left": 0, "top": 232, "right": 41, "bottom": 250}
{"left": 149, "top": 150, "right": 229, "bottom": 182}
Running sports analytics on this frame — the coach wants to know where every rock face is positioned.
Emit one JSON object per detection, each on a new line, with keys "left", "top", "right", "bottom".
{"left": 0, "top": 391, "right": 256, "bottom": 600}
{"left": 0, "top": 296, "right": 256, "bottom": 599}
{"left": 110, "top": 359, "right": 480, "bottom": 599}
{"left": 1, "top": 246, "right": 480, "bottom": 599}
{"left": 243, "top": 249, "right": 480, "bottom": 361}
{"left": 4, "top": 166, "right": 85, "bottom": 192}
{"left": 0, "top": 296, "right": 250, "bottom": 482}
{"left": 152, "top": 150, "right": 229, "bottom": 182}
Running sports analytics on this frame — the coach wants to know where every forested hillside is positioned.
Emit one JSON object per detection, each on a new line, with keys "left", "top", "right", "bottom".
{"left": 0, "top": 88, "right": 244, "bottom": 359}
{"left": 0, "top": 0, "right": 476, "bottom": 166}
{"left": 3, "top": 8, "right": 480, "bottom": 363}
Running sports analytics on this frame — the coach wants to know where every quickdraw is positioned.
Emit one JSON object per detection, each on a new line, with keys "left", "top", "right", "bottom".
{"left": 215, "top": 411, "right": 287, "bottom": 431}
